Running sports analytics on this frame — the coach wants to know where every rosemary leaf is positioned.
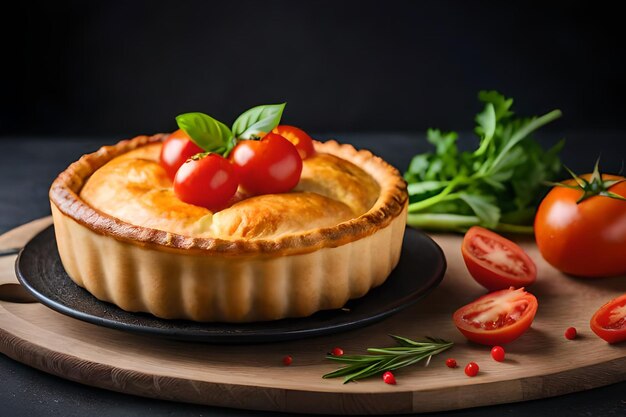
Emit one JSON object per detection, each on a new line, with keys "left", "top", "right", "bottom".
{"left": 323, "top": 335, "right": 453, "bottom": 383}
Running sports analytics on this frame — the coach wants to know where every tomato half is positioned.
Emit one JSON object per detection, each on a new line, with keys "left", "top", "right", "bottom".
{"left": 229, "top": 133, "right": 303, "bottom": 195}
{"left": 173, "top": 153, "right": 239, "bottom": 211}
{"left": 453, "top": 287, "right": 538, "bottom": 345}
{"left": 272, "top": 125, "right": 316, "bottom": 159}
{"left": 590, "top": 293, "right": 626, "bottom": 344}
{"left": 534, "top": 174, "right": 626, "bottom": 277}
{"left": 159, "top": 129, "right": 204, "bottom": 180}
{"left": 461, "top": 226, "right": 537, "bottom": 290}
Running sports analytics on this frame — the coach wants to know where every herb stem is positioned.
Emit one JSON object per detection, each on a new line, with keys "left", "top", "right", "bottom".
{"left": 407, "top": 177, "right": 468, "bottom": 212}
{"left": 323, "top": 336, "right": 453, "bottom": 384}
{"left": 407, "top": 213, "right": 534, "bottom": 234}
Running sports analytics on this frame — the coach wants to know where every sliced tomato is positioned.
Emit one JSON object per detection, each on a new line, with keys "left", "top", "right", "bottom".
{"left": 590, "top": 293, "right": 626, "bottom": 344}
{"left": 461, "top": 226, "right": 537, "bottom": 290}
{"left": 453, "top": 287, "right": 538, "bottom": 345}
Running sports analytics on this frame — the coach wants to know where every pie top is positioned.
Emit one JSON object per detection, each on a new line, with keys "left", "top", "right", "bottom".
{"left": 49, "top": 134, "right": 407, "bottom": 256}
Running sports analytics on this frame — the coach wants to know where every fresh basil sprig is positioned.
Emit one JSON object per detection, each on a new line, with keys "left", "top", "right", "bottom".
{"left": 232, "top": 103, "right": 286, "bottom": 140}
{"left": 404, "top": 91, "right": 564, "bottom": 234}
{"left": 175, "top": 103, "right": 286, "bottom": 156}
{"left": 176, "top": 112, "right": 235, "bottom": 155}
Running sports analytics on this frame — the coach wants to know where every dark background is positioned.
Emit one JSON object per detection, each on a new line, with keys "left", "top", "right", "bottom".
{"left": 2, "top": 0, "right": 625, "bottom": 143}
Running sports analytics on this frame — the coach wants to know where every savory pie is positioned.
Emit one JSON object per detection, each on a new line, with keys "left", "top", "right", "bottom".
{"left": 49, "top": 134, "right": 408, "bottom": 322}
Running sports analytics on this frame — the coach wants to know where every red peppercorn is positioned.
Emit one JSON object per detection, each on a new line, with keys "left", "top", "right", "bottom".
{"left": 331, "top": 347, "right": 344, "bottom": 356}
{"left": 445, "top": 358, "right": 457, "bottom": 368}
{"left": 282, "top": 355, "right": 293, "bottom": 366}
{"left": 491, "top": 346, "right": 505, "bottom": 362}
{"left": 564, "top": 327, "right": 577, "bottom": 340}
{"left": 382, "top": 371, "right": 396, "bottom": 385}
{"left": 464, "top": 362, "right": 479, "bottom": 377}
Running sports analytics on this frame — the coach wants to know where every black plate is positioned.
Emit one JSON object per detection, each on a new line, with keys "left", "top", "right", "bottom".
{"left": 15, "top": 225, "right": 446, "bottom": 344}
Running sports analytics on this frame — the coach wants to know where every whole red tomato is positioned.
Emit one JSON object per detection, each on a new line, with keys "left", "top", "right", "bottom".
{"left": 534, "top": 173, "right": 626, "bottom": 277}
{"left": 173, "top": 153, "right": 239, "bottom": 211}
{"left": 229, "top": 133, "right": 303, "bottom": 195}
{"left": 159, "top": 129, "right": 204, "bottom": 180}
{"left": 272, "top": 125, "right": 316, "bottom": 159}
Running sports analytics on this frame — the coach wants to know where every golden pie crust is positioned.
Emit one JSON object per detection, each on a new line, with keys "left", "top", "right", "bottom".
{"left": 49, "top": 134, "right": 408, "bottom": 322}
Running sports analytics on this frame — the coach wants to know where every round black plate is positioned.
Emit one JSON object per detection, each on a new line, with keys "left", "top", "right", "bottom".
{"left": 15, "top": 225, "right": 446, "bottom": 344}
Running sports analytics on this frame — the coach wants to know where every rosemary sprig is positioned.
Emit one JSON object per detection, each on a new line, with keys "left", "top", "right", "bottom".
{"left": 322, "top": 336, "right": 453, "bottom": 384}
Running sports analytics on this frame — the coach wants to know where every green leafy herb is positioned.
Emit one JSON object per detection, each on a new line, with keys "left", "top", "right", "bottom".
{"left": 176, "top": 112, "right": 235, "bottom": 155}
{"left": 404, "top": 90, "right": 564, "bottom": 233}
{"left": 175, "top": 103, "right": 286, "bottom": 157}
{"left": 322, "top": 336, "right": 453, "bottom": 384}
{"left": 231, "top": 103, "right": 286, "bottom": 140}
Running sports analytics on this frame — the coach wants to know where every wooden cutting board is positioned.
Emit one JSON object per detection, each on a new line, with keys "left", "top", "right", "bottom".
{"left": 1, "top": 217, "right": 625, "bottom": 415}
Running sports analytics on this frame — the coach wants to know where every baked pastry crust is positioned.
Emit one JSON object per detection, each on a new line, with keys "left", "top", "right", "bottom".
{"left": 49, "top": 134, "right": 408, "bottom": 322}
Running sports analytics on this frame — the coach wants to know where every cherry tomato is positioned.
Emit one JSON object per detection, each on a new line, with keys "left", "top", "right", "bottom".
{"left": 272, "top": 125, "right": 316, "bottom": 159}
{"left": 453, "top": 287, "right": 538, "bottom": 345}
{"left": 461, "top": 226, "right": 537, "bottom": 290}
{"left": 229, "top": 133, "right": 303, "bottom": 195}
{"left": 590, "top": 293, "right": 626, "bottom": 344}
{"left": 534, "top": 174, "right": 626, "bottom": 277}
{"left": 445, "top": 358, "right": 457, "bottom": 368}
{"left": 159, "top": 129, "right": 204, "bottom": 180}
{"left": 173, "top": 153, "right": 239, "bottom": 211}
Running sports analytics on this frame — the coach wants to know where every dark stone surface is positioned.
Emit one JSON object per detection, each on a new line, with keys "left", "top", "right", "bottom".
{"left": 1, "top": 134, "right": 625, "bottom": 416}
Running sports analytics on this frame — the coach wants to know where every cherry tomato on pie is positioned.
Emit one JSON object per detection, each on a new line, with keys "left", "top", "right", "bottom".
{"left": 159, "top": 129, "right": 204, "bottom": 180}
{"left": 173, "top": 153, "right": 239, "bottom": 211}
{"left": 461, "top": 226, "right": 537, "bottom": 290}
{"left": 272, "top": 125, "right": 316, "bottom": 159}
{"left": 229, "top": 132, "right": 303, "bottom": 195}
{"left": 534, "top": 173, "right": 626, "bottom": 277}
{"left": 453, "top": 287, "right": 538, "bottom": 345}
{"left": 590, "top": 293, "right": 626, "bottom": 344}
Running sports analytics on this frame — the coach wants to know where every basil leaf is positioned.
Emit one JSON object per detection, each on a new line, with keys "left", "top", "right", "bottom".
{"left": 176, "top": 112, "right": 233, "bottom": 154}
{"left": 232, "top": 103, "right": 286, "bottom": 140}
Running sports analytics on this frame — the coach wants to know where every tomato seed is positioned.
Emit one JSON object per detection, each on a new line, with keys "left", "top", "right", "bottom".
{"left": 465, "top": 362, "right": 479, "bottom": 377}
{"left": 282, "top": 355, "right": 293, "bottom": 366}
{"left": 382, "top": 371, "right": 396, "bottom": 385}
{"left": 565, "top": 327, "right": 577, "bottom": 340}
{"left": 491, "top": 346, "right": 506, "bottom": 362}
{"left": 445, "top": 358, "right": 457, "bottom": 368}
{"left": 331, "top": 347, "right": 344, "bottom": 356}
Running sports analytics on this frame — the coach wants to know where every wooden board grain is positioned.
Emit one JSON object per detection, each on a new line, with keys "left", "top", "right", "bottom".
{"left": 0, "top": 217, "right": 625, "bottom": 414}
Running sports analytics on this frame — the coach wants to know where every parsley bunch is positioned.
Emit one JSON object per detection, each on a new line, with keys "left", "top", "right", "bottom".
{"left": 404, "top": 91, "right": 563, "bottom": 233}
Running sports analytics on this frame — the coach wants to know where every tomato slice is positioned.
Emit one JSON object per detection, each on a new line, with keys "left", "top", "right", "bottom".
{"left": 453, "top": 287, "right": 538, "bottom": 345}
{"left": 462, "top": 226, "right": 537, "bottom": 290}
{"left": 590, "top": 293, "right": 626, "bottom": 344}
